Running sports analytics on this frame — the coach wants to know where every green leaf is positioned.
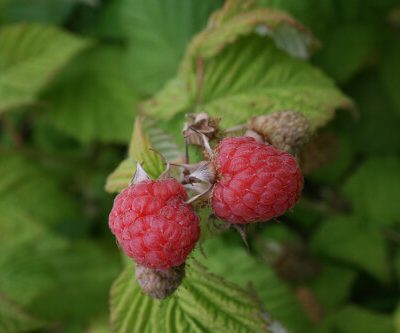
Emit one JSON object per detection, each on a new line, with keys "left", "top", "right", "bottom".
{"left": 197, "top": 238, "right": 312, "bottom": 333}
{"left": 395, "top": 250, "right": 400, "bottom": 284}
{"left": 310, "top": 263, "right": 357, "bottom": 310}
{"left": 180, "top": 1, "right": 319, "bottom": 67}
{"left": 311, "top": 216, "right": 390, "bottom": 282}
{"left": 144, "top": 36, "right": 352, "bottom": 132}
{"left": 319, "top": 305, "right": 395, "bottom": 333}
{"left": 105, "top": 117, "right": 173, "bottom": 193}
{"left": 342, "top": 156, "right": 400, "bottom": 226}
{"left": 42, "top": 46, "right": 137, "bottom": 143}
{"left": 0, "top": 293, "right": 45, "bottom": 333}
{"left": 0, "top": 207, "right": 66, "bottom": 310}
{"left": 97, "top": 0, "right": 222, "bottom": 94}
{"left": 0, "top": 153, "right": 78, "bottom": 227}
{"left": 110, "top": 260, "right": 269, "bottom": 333}
{"left": 28, "top": 242, "right": 120, "bottom": 321}
{"left": 1, "top": 0, "right": 75, "bottom": 24}
{"left": 0, "top": 23, "right": 89, "bottom": 113}
{"left": 343, "top": 73, "right": 400, "bottom": 154}
{"left": 380, "top": 40, "right": 400, "bottom": 115}
{"left": 313, "top": 24, "right": 376, "bottom": 83}
{"left": 394, "top": 304, "right": 400, "bottom": 333}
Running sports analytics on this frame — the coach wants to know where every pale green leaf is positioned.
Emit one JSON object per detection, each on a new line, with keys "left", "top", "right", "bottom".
{"left": 181, "top": 3, "right": 319, "bottom": 68}
{"left": 342, "top": 156, "right": 400, "bottom": 226}
{"left": 98, "top": 0, "right": 222, "bottom": 94}
{"left": 105, "top": 158, "right": 136, "bottom": 194}
{"left": 42, "top": 46, "right": 137, "bottom": 143}
{"left": 0, "top": 23, "right": 89, "bottom": 112}
{"left": 110, "top": 261, "right": 269, "bottom": 333}
{"left": 311, "top": 216, "right": 390, "bottom": 282}
{"left": 197, "top": 238, "right": 311, "bottom": 333}
{"left": 105, "top": 117, "right": 180, "bottom": 193}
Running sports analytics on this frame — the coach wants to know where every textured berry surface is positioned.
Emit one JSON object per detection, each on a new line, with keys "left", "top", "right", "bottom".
{"left": 211, "top": 137, "right": 303, "bottom": 224}
{"left": 109, "top": 179, "right": 200, "bottom": 269}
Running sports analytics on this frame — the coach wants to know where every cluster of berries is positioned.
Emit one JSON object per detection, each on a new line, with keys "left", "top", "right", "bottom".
{"left": 108, "top": 111, "right": 307, "bottom": 299}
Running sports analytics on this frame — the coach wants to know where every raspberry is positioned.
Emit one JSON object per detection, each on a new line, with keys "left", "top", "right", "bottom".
{"left": 249, "top": 111, "right": 310, "bottom": 153}
{"left": 109, "top": 179, "right": 200, "bottom": 269}
{"left": 211, "top": 137, "right": 303, "bottom": 224}
{"left": 136, "top": 264, "right": 185, "bottom": 299}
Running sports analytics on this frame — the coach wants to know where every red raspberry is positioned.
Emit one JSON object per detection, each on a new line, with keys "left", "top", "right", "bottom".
{"left": 109, "top": 179, "right": 200, "bottom": 269}
{"left": 211, "top": 137, "right": 303, "bottom": 224}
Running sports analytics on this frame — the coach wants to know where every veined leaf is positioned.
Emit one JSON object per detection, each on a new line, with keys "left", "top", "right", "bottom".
{"left": 311, "top": 216, "right": 390, "bottom": 283}
{"left": 105, "top": 117, "right": 179, "bottom": 193}
{"left": 110, "top": 260, "right": 270, "bottom": 333}
{"left": 197, "top": 238, "right": 311, "bottom": 333}
{"left": 144, "top": 36, "right": 352, "bottom": 131}
{"left": 42, "top": 46, "right": 137, "bottom": 143}
{"left": 180, "top": 0, "right": 319, "bottom": 71}
{"left": 0, "top": 23, "right": 89, "bottom": 113}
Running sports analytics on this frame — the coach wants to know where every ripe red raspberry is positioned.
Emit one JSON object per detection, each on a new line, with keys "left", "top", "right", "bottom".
{"left": 211, "top": 137, "right": 303, "bottom": 224}
{"left": 109, "top": 179, "right": 200, "bottom": 269}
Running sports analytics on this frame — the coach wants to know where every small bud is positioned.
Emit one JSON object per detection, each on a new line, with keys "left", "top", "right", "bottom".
{"left": 183, "top": 113, "right": 220, "bottom": 146}
{"left": 135, "top": 264, "right": 185, "bottom": 299}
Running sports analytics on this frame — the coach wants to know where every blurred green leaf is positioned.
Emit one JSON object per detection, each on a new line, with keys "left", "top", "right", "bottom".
{"left": 28, "top": 241, "right": 119, "bottom": 321}
{"left": 380, "top": 41, "right": 400, "bottom": 115}
{"left": 0, "top": 293, "right": 45, "bottom": 333}
{"left": 0, "top": 23, "right": 89, "bottom": 113}
{"left": 342, "top": 156, "right": 400, "bottom": 226}
{"left": 110, "top": 260, "right": 270, "bottom": 333}
{"left": 313, "top": 25, "right": 375, "bottom": 83}
{"left": 343, "top": 74, "right": 400, "bottom": 154}
{"left": 42, "top": 46, "right": 137, "bottom": 143}
{"left": 98, "top": 0, "right": 222, "bottom": 94}
{"left": 311, "top": 216, "right": 390, "bottom": 282}
{"left": 105, "top": 117, "right": 179, "bottom": 193}
{"left": 394, "top": 304, "right": 400, "bottom": 333}
{"left": 0, "top": 0, "right": 75, "bottom": 24}
{"left": 0, "top": 153, "right": 78, "bottom": 227}
{"left": 318, "top": 305, "right": 395, "bottom": 333}
{"left": 310, "top": 264, "right": 357, "bottom": 310}
{"left": 197, "top": 238, "right": 312, "bottom": 333}
{"left": 0, "top": 208, "right": 60, "bottom": 305}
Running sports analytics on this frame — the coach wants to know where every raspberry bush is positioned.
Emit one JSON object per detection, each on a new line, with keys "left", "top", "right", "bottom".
{"left": 1, "top": 0, "right": 399, "bottom": 332}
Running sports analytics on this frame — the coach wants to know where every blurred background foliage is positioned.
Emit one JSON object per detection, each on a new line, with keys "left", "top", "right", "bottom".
{"left": 0, "top": 0, "right": 399, "bottom": 332}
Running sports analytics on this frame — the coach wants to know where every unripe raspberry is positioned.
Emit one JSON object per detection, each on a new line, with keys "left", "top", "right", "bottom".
{"left": 249, "top": 111, "right": 310, "bottom": 153}
{"left": 109, "top": 179, "right": 200, "bottom": 269}
{"left": 211, "top": 137, "right": 303, "bottom": 224}
{"left": 136, "top": 264, "right": 185, "bottom": 299}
